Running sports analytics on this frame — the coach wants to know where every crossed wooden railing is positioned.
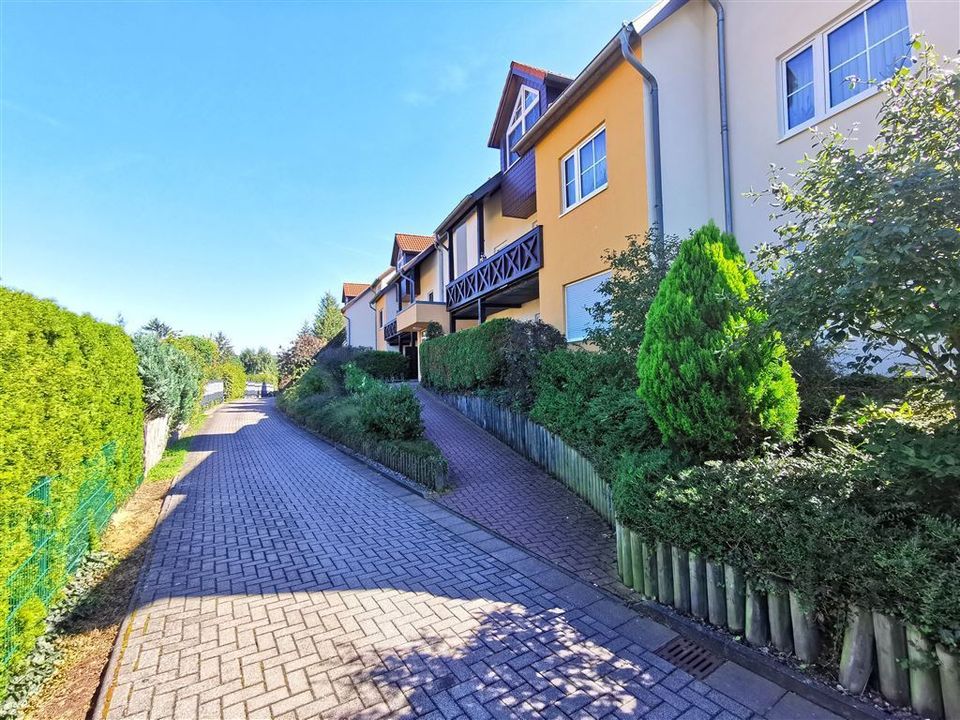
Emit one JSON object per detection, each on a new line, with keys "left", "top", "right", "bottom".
{"left": 446, "top": 226, "right": 543, "bottom": 311}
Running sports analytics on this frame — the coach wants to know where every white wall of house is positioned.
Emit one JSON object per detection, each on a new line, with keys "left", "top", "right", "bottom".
{"left": 343, "top": 289, "right": 376, "bottom": 349}
{"left": 639, "top": 0, "right": 959, "bottom": 258}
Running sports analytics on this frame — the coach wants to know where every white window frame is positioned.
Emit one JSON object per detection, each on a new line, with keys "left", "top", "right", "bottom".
{"left": 505, "top": 86, "right": 540, "bottom": 168}
{"left": 563, "top": 269, "right": 611, "bottom": 343}
{"left": 560, "top": 125, "right": 608, "bottom": 215}
{"left": 777, "top": 0, "right": 910, "bottom": 141}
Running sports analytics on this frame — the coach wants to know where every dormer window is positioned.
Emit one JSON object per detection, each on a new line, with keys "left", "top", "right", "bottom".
{"left": 506, "top": 86, "right": 540, "bottom": 167}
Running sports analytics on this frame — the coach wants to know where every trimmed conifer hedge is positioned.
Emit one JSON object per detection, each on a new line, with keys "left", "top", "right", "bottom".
{"left": 0, "top": 288, "right": 144, "bottom": 691}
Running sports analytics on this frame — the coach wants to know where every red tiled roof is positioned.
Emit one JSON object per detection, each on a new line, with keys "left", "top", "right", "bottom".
{"left": 342, "top": 282, "right": 369, "bottom": 301}
{"left": 510, "top": 61, "right": 569, "bottom": 81}
{"left": 394, "top": 233, "right": 433, "bottom": 254}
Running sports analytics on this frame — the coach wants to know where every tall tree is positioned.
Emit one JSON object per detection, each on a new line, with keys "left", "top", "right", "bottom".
{"left": 313, "top": 292, "right": 346, "bottom": 342}
{"left": 212, "top": 332, "right": 235, "bottom": 359}
{"left": 142, "top": 317, "right": 174, "bottom": 339}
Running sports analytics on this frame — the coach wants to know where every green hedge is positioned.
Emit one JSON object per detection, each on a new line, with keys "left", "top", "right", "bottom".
{"left": 218, "top": 360, "right": 247, "bottom": 400}
{"left": 277, "top": 359, "right": 445, "bottom": 489}
{"left": 614, "top": 426, "right": 960, "bottom": 653}
{"left": 530, "top": 350, "right": 659, "bottom": 481}
{"left": 353, "top": 350, "right": 409, "bottom": 381}
{"left": 0, "top": 288, "right": 144, "bottom": 690}
{"left": 420, "top": 319, "right": 564, "bottom": 409}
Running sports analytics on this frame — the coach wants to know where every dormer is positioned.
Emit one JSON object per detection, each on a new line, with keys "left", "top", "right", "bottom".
{"left": 488, "top": 62, "right": 571, "bottom": 218}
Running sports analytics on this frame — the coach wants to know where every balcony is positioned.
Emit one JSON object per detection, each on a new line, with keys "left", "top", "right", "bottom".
{"left": 396, "top": 301, "right": 449, "bottom": 334}
{"left": 446, "top": 226, "right": 543, "bottom": 319}
{"left": 383, "top": 318, "right": 414, "bottom": 347}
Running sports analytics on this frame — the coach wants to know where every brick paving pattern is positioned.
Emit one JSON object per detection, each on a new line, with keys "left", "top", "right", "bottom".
{"left": 417, "top": 389, "right": 621, "bottom": 593}
{"left": 99, "top": 398, "right": 839, "bottom": 719}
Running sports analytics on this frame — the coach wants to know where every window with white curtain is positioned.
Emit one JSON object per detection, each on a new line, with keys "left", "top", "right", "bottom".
{"left": 561, "top": 127, "right": 607, "bottom": 212}
{"left": 779, "top": 0, "right": 909, "bottom": 135}
{"left": 564, "top": 271, "right": 610, "bottom": 342}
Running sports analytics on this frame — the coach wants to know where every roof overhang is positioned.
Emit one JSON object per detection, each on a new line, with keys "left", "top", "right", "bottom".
{"left": 434, "top": 172, "right": 503, "bottom": 236}
{"left": 342, "top": 285, "right": 374, "bottom": 312}
{"left": 514, "top": 30, "right": 637, "bottom": 155}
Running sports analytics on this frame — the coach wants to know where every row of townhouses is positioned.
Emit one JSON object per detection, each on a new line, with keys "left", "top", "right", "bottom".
{"left": 340, "top": 0, "right": 958, "bottom": 376}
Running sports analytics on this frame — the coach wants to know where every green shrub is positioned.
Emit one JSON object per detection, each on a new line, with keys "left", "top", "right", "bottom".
{"left": 358, "top": 383, "right": 424, "bottom": 441}
{"left": 0, "top": 288, "right": 144, "bottom": 690}
{"left": 353, "top": 350, "right": 409, "bottom": 380}
{"left": 637, "top": 222, "right": 799, "bottom": 458}
{"left": 343, "top": 363, "right": 375, "bottom": 395}
{"left": 613, "top": 443, "right": 960, "bottom": 652}
{"left": 420, "top": 319, "right": 564, "bottom": 409}
{"left": 218, "top": 360, "right": 247, "bottom": 400}
{"left": 531, "top": 350, "right": 659, "bottom": 480}
{"left": 133, "top": 333, "right": 201, "bottom": 427}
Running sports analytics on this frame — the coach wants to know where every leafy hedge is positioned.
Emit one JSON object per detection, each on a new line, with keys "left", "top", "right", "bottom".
{"left": 353, "top": 350, "right": 409, "bottom": 381}
{"left": 277, "top": 359, "right": 445, "bottom": 487}
{"left": 530, "top": 350, "right": 658, "bottom": 480}
{"left": 420, "top": 319, "right": 564, "bottom": 410}
{"left": 0, "top": 288, "right": 144, "bottom": 690}
{"left": 613, "top": 433, "right": 960, "bottom": 653}
{"left": 133, "top": 333, "right": 201, "bottom": 426}
{"left": 218, "top": 360, "right": 247, "bottom": 401}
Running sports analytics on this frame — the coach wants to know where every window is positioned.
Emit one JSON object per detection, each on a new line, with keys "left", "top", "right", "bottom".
{"left": 828, "top": 0, "right": 909, "bottom": 106}
{"left": 427, "top": 292, "right": 434, "bottom": 302}
{"left": 564, "top": 271, "right": 610, "bottom": 342}
{"left": 505, "top": 86, "right": 540, "bottom": 167}
{"left": 779, "top": 0, "right": 908, "bottom": 135}
{"left": 562, "top": 127, "right": 607, "bottom": 212}
{"left": 785, "top": 47, "right": 814, "bottom": 129}
{"left": 379, "top": 310, "right": 383, "bottom": 328}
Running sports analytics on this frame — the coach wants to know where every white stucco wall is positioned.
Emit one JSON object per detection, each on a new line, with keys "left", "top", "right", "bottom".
{"left": 344, "top": 289, "right": 376, "bottom": 348}
{"left": 639, "top": 0, "right": 959, "bottom": 258}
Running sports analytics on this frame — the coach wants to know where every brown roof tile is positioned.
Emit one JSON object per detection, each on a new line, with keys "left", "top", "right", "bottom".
{"left": 394, "top": 233, "right": 434, "bottom": 254}
{"left": 342, "top": 282, "right": 370, "bottom": 303}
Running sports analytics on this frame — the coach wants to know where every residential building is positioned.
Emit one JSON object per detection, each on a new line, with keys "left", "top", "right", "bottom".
{"left": 432, "top": 38, "right": 655, "bottom": 343}
{"left": 373, "top": 234, "right": 441, "bottom": 371}
{"left": 341, "top": 281, "right": 376, "bottom": 349}
{"left": 626, "top": 0, "right": 958, "bottom": 255}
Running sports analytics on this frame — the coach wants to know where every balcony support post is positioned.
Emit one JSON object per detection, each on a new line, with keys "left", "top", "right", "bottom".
{"left": 477, "top": 299, "right": 486, "bottom": 323}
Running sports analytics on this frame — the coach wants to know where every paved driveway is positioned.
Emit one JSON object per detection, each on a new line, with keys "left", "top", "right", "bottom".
{"left": 98, "top": 399, "right": 837, "bottom": 720}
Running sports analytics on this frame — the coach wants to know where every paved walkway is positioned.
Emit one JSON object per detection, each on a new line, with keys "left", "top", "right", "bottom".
{"left": 99, "top": 399, "right": 839, "bottom": 719}
{"left": 417, "top": 390, "right": 620, "bottom": 593}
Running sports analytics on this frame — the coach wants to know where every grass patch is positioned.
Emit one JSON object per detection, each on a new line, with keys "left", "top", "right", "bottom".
{"left": 145, "top": 437, "right": 193, "bottom": 483}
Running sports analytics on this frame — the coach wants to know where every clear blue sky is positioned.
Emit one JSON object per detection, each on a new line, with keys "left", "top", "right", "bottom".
{"left": 1, "top": 0, "right": 650, "bottom": 352}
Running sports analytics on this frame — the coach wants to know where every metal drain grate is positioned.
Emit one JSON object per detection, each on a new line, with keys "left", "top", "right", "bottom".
{"left": 655, "top": 635, "right": 723, "bottom": 679}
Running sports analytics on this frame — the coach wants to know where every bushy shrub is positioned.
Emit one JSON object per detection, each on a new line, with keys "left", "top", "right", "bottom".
{"left": 613, "top": 442, "right": 960, "bottom": 652}
{"left": 133, "top": 333, "right": 201, "bottom": 426}
{"left": 424, "top": 321, "right": 444, "bottom": 340}
{"left": 358, "top": 383, "right": 424, "bottom": 441}
{"left": 353, "top": 350, "right": 409, "bottom": 381}
{"left": 168, "top": 335, "right": 219, "bottom": 379}
{"left": 218, "top": 360, "right": 247, "bottom": 400}
{"left": 420, "top": 319, "right": 512, "bottom": 392}
{"left": 420, "top": 319, "right": 564, "bottom": 409}
{"left": 277, "top": 328, "right": 325, "bottom": 389}
{"left": 0, "top": 288, "right": 144, "bottom": 689}
{"left": 531, "top": 350, "right": 659, "bottom": 480}
{"left": 637, "top": 222, "right": 799, "bottom": 458}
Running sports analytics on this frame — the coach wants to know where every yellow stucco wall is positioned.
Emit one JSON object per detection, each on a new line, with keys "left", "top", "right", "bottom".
{"left": 482, "top": 190, "right": 538, "bottom": 257}
{"left": 416, "top": 253, "right": 440, "bottom": 301}
{"left": 533, "top": 49, "right": 649, "bottom": 336}
{"left": 374, "top": 294, "right": 388, "bottom": 351}
{"left": 487, "top": 298, "right": 541, "bottom": 323}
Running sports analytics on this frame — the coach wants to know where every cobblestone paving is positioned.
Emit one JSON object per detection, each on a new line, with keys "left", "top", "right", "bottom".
{"left": 417, "top": 389, "right": 621, "bottom": 593}
{"left": 99, "top": 399, "right": 838, "bottom": 719}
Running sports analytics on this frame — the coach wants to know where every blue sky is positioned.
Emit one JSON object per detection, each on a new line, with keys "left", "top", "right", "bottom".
{"left": 1, "top": 0, "right": 650, "bottom": 352}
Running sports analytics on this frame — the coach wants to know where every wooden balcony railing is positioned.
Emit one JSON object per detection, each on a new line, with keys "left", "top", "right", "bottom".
{"left": 446, "top": 226, "right": 543, "bottom": 311}
{"left": 383, "top": 318, "right": 399, "bottom": 340}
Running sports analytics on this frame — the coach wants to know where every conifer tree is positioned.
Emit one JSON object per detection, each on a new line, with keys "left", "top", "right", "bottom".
{"left": 637, "top": 222, "right": 799, "bottom": 458}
